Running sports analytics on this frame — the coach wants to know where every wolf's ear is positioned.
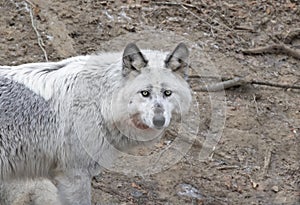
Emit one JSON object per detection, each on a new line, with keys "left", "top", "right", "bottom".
{"left": 122, "top": 43, "right": 148, "bottom": 76}
{"left": 165, "top": 43, "right": 189, "bottom": 74}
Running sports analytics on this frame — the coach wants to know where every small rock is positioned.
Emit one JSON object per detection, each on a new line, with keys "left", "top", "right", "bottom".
{"left": 6, "top": 36, "right": 14, "bottom": 41}
{"left": 251, "top": 181, "right": 259, "bottom": 189}
{"left": 131, "top": 188, "right": 143, "bottom": 198}
{"left": 164, "top": 140, "right": 172, "bottom": 145}
{"left": 131, "top": 182, "right": 141, "bottom": 189}
{"left": 271, "top": 185, "right": 279, "bottom": 193}
{"left": 177, "top": 183, "right": 202, "bottom": 200}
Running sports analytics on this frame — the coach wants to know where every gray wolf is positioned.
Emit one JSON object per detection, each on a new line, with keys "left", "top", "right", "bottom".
{"left": 0, "top": 43, "right": 191, "bottom": 205}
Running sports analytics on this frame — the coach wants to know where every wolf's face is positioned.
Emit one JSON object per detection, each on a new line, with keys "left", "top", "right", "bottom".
{"left": 120, "top": 43, "right": 192, "bottom": 131}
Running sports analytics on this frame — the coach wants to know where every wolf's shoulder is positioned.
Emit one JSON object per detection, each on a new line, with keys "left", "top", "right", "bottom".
{"left": 0, "top": 76, "right": 53, "bottom": 133}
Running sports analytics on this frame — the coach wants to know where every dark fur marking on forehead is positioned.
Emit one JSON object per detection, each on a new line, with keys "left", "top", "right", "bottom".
{"left": 146, "top": 84, "right": 153, "bottom": 90}
{"left": 160, "top": 83, "right": 168, "bottom": 88}
{"left": 137, "top": 85, "right": 152, "bottom": 93}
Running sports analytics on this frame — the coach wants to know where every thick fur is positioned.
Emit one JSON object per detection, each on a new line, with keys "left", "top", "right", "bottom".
{"left": 0, "top": 179, "right": 61, "bottom": 205}
{"left": 0, "top": 43, "right": 191, "bottom": 205}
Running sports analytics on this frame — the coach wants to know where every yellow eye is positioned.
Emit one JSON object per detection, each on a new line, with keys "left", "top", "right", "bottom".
{"left": 141, "top": 90, "right": 150, "bottom": 97}
{"left": 164, "top": 90, "right": 172, "bottom": 97}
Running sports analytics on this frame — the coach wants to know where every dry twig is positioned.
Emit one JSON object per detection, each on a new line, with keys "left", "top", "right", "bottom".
{"left": 152, "top": 1, "right": 200, "bottom": 10}
{"left": 262, "top": 147, "right": 272, "bottom": 176}
{"left": 25, "top": 0, "right": 48, "bottom": 61}
{"left": 216, "top": 165, "right": 240, "bottom": 170}
{"left": 283, "top": 28, "right": 300, "bottom": 44}
{"left": 250, "top": 80, "right": 300, "bottom": 90}
{"left": 242, "top": 44, "right": 300, "bottom": 60}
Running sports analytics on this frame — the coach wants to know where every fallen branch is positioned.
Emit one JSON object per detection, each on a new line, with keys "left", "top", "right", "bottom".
{"left": 190, "top": 75, "right": 300, "bottom": 92}
{"left": 242, "top": 44, "right": 300, "bottom": 60}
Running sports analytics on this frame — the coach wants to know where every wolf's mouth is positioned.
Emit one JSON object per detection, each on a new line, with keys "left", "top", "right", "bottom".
{"left": 130, "top": 113, "right": 149, "bottom": 130}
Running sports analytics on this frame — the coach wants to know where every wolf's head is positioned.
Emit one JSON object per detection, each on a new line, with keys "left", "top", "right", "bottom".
{"left": 117, "top": 43, "right": 192, "bottom": 132}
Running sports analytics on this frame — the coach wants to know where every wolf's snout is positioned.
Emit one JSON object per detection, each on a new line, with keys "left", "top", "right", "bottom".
{"left": 153, "top": 115, "right": 165, "bottom": 129}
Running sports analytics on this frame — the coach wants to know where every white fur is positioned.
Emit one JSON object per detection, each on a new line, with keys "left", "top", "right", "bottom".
{"left": 0, "top": 179, "right": 61, "bottom": 205}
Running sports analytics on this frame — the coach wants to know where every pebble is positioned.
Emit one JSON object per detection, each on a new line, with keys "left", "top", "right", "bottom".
{"left": 131, "top": 188, "right": 143, "bottom": 198}
{"left": 177, "top": 183, "right": 202, "bottom": 199}
{"left": 271, "top": 185, "right": 279, "bottom": 193}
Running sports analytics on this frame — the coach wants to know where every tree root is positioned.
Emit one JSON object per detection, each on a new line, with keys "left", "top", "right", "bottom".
{"left": 242, "top": 44, "right": 300, "bottom": 60}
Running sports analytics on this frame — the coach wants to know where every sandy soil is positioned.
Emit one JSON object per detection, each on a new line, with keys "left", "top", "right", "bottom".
{"left": 0, "top": 0, "right": 299, "bottom": 204}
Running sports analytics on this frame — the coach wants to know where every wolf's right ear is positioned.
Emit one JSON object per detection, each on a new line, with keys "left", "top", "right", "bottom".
{"left": 122, "top": 43, "right": 148, "bottom": 76}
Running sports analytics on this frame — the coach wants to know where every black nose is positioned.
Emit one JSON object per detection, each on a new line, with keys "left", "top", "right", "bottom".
{"left": 153, "top": 115, "right": 165, "bottom": 128}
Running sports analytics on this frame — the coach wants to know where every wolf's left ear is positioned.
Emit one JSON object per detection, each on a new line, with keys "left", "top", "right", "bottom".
{"left": 165, "top": 43, "right": 189, "bottom": 74}
{"left": 122, "top": 43, "right": 148, "bottom": 76}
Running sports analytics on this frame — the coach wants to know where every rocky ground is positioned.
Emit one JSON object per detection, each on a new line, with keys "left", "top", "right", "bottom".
{"left": 0, "top": 0, "right": 299, "bottom": 204}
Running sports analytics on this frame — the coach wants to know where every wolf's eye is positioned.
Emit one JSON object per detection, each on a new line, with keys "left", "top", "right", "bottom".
{"left": 164, "top": 90, "right": 172, "bottom": 97}
{"left": 141, "top": 90, "right": 150, "bottom": 97}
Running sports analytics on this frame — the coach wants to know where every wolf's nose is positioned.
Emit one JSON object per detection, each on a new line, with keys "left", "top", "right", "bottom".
{"left": 153, "top": 115, "right": 165, "bottom": 128}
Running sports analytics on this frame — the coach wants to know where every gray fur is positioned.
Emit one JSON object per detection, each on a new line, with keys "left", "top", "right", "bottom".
{"left": 0, "top": 76, "right": 57, "bottom": 179}
{"left": 0, "top": 43, "right": 191, "bottom": 205}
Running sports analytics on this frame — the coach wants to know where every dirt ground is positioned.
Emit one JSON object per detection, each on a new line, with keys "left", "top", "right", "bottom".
{"left": 0, "top": 0, "right": 299, "bottom": 204}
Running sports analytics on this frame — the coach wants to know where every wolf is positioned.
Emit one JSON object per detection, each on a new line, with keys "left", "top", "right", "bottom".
{"left": 0, "top": 43, "right": 192, "bottom": 205}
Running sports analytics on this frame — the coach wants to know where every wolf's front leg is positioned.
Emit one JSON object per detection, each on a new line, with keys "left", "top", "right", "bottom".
{"left": 53, "top": 169, "right": 92, "bottom": 205}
